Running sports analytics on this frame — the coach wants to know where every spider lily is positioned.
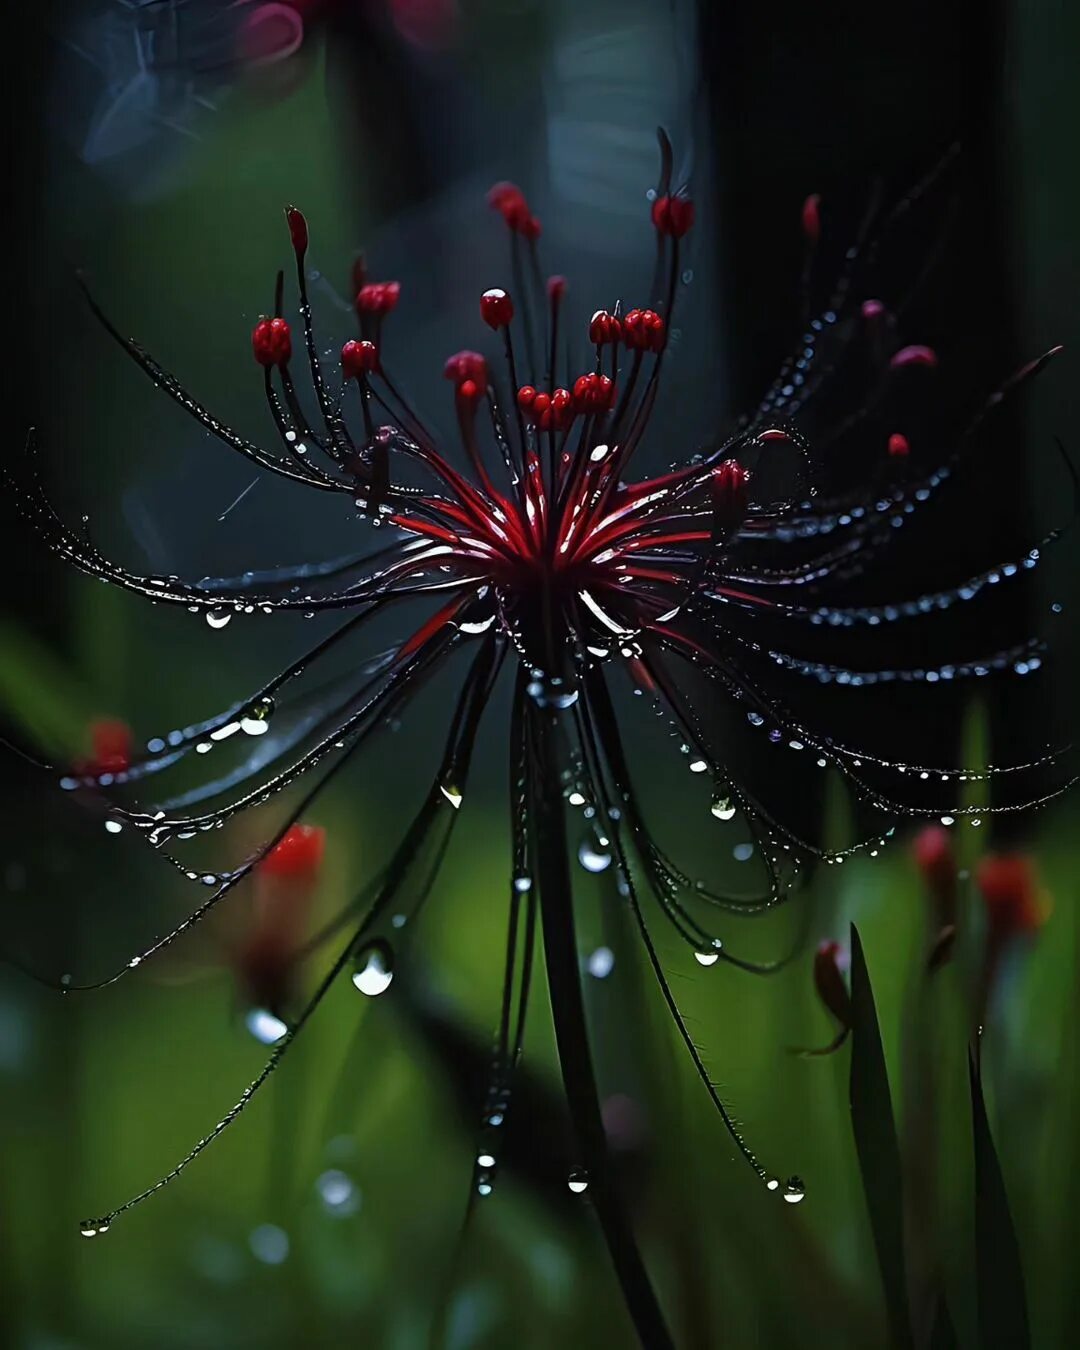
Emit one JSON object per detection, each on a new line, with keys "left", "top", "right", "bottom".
{"left": 5, "top": 131, "right": 1073, "bottom": 1347}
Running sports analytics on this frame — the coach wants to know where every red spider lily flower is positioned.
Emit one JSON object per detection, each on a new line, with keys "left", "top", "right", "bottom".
{"left": 13, "top": 131, "right": 1072, "bottom": 1345}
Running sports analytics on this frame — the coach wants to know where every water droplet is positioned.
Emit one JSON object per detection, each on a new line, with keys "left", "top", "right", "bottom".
{"left": 587, "top": 946, "right": 615, "bottom": 979}
{"left": 246, "top": 1008, "right": 288, "bottom": 1045}
{"left": 765, "top": 1178, "right": 780, "bottom": 1192}
{"left": 578, "top": 841, "right": 612, "bottom": 873}
{"left": 241, "top": 697, "right": 274, "bottom": 736}
{"left": 694, "top": 947, "right": 720, "bottom": 967}
{"left": 477, "top": 1153, "right": 496, "bottom": 1169}
{"left": 567, "top": 1169, "right": 589, "bottom": 1194}
{"left": 440, "top": 782, "right": 463, "bottom": 810}
{"left": 249, "top": 1223, "right": 289, "bottom": 1264}
{"left": 316, "top": 1168, "right": 361, "bottom": 1216}
{"left": 689, "top": 759, "right": 707, "bottom": 774}
{"left": 733, "top": 842, "right": 754, "bottom": 862}
{"left": 710, "top": 797, "right": 736, "bottom": 822}
{"left": 351, "top": 942, "right": 393, "bottom": 997}
{"left": 782, "top": 1176, "right": 806, "bottom": 1204}
{"left": 206, "top": 608, "right": 232, "bottom": 630}
{"left": 104, "top": 819, "right": 123, "bottom": 835}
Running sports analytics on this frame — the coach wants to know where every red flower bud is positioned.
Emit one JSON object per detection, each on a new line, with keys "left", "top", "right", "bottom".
{"left": 976, "top": 854, "right": 1045, "bottom": 943}
{"left": 487, "top": 181, "right": 534, "bottom": 233}
{"left": 711, "top": 458, "right": 750, "bottom": 528}
{"left": 258, "top": 823, "right": 327, "bottom": 880}
{"left": 252, "top": 316, "right": 292, "bottom": 367}
{"left": 572, "top": 372, "right": 616, "bottom": 414}
{"left": 521, "top": 214, "right": 542, "bottom": 241}
{"left": 912, "top": 824, "right": 958, "bottom": 969}
{"left": 622, "top": 308, "right": 665, "bottom": 353}
{"left": 801, "top": 193, "right": 821, "bottom": 244}
{"left": 888, "top": 432, "right": 910, "bottom": 458}
{"left": 356, "top": 281, "right": 401, "bottom": 316}
{"left": 589, "top": 310, "right": 622, "bottom": 346}
{"left": 480, "top": 288, "right": 514, "bottom": 330}
{"left": 651, "top": 193, "right": 695, "bottom": 239}
{"left": 89, "top": 718, "right": 133, "bottom": 775}
{"left": 814, "top": 940, "right": 852, "bottom": 1027}
{"left": 285, "top": 206, "right": 308, "bottom": 256}
{"left": 546, "top": 275, "right": 567, "bottom": 303}
{"left": 444, "top": 350, "right": 488, "bottom": 389}
{"left": 341, "top": 339, "right": 379, "bottom": 379}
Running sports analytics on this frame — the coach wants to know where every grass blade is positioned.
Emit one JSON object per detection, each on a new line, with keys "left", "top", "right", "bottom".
{"left": 849, "top": 923, "right": 914, "bottom": 1349}
{"left": 969, "top": 1053, "right": 1030, "bottom": 1350}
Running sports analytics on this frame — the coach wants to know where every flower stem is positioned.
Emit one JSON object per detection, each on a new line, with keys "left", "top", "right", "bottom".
{"left": 528, "top": 700, "right": 675, "bottom": 1350}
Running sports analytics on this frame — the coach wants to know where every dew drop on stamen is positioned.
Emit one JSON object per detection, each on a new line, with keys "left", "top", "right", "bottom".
{"left": 711, "top": 797, "right": 736, "bottom": 822}
{"left": 241, "top": 697, "right": 275, "bottom": 736}
{"left": 351, "top": 943, "right": 393, "bottom": 997}
{"left": 104, "top": 819, "right": 123, "bottom": 835}
{"left": 567, "top": 1169, "right": 589, "bottom": 1194}
{"left": 783, "top": 1176, "right": 806, "bottom": 1204}
{"left": 206, "top": 608, "right": 232, "bottom": 630}
{"left": 578, "top": 841, "right": 612, "bottom": 873}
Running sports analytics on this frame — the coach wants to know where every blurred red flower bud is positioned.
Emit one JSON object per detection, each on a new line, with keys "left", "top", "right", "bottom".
{"left": 976, "top": 854, "right": 1046, "bottom": 943}
{"left": 651, "top": 193, "right": 695, "bottom": 239}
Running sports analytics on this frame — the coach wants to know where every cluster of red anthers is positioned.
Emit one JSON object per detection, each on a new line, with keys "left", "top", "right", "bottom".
{"left": 242, "top": 170, "right": 748, "bottom": 635}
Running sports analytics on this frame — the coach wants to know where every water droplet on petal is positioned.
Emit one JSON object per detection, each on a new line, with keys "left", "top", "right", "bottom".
{"left": 782, "top": 1175, "right": 806, "bottom": 1204}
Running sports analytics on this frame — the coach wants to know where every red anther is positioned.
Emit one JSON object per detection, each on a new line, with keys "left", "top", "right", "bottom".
{"left": 888, "top": 432, "right": 910, "bottom": 458}
{"left": 456, "top": 378, "right": 482, "bottom": 408}
{"left": 518, "top": 385, "right": 572, "bottom": 430}
{"left": 356, "top": 281, "right": 401, "bottom": 316}
{"left": 572, "top": 372, "right": 616, "bottom": 414}
{"left": 711, "top": 458, "right": 750, "bottom": 526}
{"left": 977, "top": 854, "right": 1045, "bottom": 941}
{"left": 341, "top": 339, "right": 379, "bottom": 378}
{"left": 480, "top": 288, "right": 514, "bottom": 330}
{"left": 589, "top": 310, "right": 622, "bottom": 346}
{"left": 622, "top": 308, "right": 665, "bottom": 353}
{"left": 285, "top": 206, "right": 308, "bottom": 256}
{"left": 443, "top": 350, "right": 488, "bottom": 389}
{"left": 801, "top": 193, "right": 821, "bottom": 243}
{"left": 861, "top": 298, "right": 886, "bottom": 320}
{"left": 651, "top": 193, "right": 695, "bottom": 239}
{"left": 813, "top": 940, "right": 852, "bottom": 1028}
{"left": 521, "top": 214, "right": 542, "bottom": 241}
{"left": 487, "top": 181, "right": 531, "bottom": 232}
{"left": 89, "top": 719, "right": 133, "bottom": 775}
{"left": 259, "top": 823, "right": 327, "bottom": 880}
{"left": 890, "top": 344, "right": 938, "bottom": 369}
{"left": 547, "top": 275, "right": 567, "bottom": 303}
{"left": 756, "top": 427, "right": 790, "bottom": 443}
{"left": 252, "top": 316, "right": 292, "bottom": 367}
